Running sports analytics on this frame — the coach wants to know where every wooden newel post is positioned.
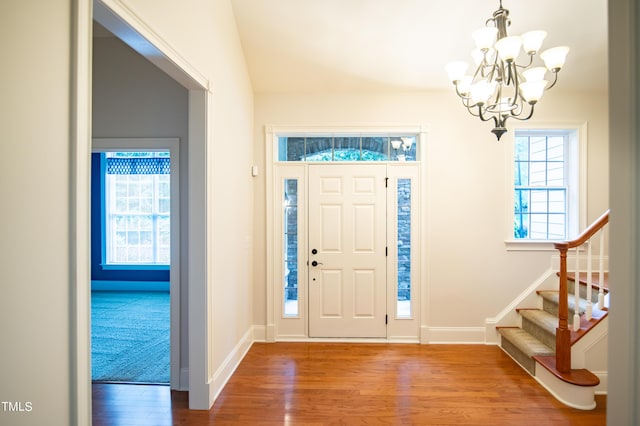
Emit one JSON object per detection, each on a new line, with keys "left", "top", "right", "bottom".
{"left": 555, "top": 245, "right": 571, "bottom": 373}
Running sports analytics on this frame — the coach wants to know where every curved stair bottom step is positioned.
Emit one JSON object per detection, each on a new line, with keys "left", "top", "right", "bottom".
{"left": 534, "top": 361, "right": 599, "bottom": 410}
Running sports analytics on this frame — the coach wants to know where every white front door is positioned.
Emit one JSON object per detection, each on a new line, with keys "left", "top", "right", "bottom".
{"left": 308, "top": 164, "right": 387, "bottom": 338}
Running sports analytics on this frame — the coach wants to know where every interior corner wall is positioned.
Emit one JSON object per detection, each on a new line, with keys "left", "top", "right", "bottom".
{"left": 1, "top": 1, "right": 73, "bottom": 425}
{"left": 252, "top": 89, "right": 609, "bottom": 338}
{"left": 92, "top": 34, "right": 190, "bottom": 379}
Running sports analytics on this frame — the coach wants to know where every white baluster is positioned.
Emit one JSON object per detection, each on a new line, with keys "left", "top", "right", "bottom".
{"left": 598, "top": 227, "right": 606, "bottom": 310}
{"left": 573, "top": 246, "right": 581, "bottom": 331}
{"left": 585, "top": 241, "right": 593, "bottom": 321}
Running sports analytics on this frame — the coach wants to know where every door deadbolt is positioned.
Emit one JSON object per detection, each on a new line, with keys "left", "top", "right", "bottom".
{"left": 311, "top": 248, "right": 318, "bottom": 255}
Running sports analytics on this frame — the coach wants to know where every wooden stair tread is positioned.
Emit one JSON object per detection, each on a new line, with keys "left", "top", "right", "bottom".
{"left": 533, "top": 355, "right": 600, "bottom": 387}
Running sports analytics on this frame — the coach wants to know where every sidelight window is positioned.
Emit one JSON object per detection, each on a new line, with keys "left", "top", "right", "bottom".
{"left": 283, "top": 179, "right": 299, "bottom": 316}
{"left": 397, "top": 179, "right": 412, "bottom": 317}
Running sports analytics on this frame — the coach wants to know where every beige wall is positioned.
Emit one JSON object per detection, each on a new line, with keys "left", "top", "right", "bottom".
{"left": 252, "top": 89, "right": 609, "bottom": 335}
{"left": 0, "top": 0, "right": 255, "bottom": 422}
{"left": 4, "top": 0, "right": 634, "bottom": 422}
{"left": 121, "top": 0, "right": 255, "bottom": 396}
{"left": 0, "top": 1, "right": 73, "bottom": 425}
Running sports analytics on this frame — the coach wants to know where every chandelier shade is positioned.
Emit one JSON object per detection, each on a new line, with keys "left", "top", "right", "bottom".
{"left": 445, "top": 0, "right": 569, "bottom": 140}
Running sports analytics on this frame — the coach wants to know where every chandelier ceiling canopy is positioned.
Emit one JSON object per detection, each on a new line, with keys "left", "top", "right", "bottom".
{"left": 445, "top": 0, "right": 569, "bottom": 140}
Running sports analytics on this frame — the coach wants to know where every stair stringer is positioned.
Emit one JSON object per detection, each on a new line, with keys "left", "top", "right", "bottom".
{"left": 484, "top": 268, "right": 557, "bottom": 344}
{"left": 570, "top": 316, "right": 608, "bottom": 393}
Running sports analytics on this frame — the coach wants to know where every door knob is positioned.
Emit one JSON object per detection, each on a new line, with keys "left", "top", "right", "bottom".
{"left": 311, "top": 260, "right": 323, "bottom": 267}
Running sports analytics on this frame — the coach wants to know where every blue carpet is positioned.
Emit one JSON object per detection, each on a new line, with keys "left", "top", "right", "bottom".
{"left": 91, "top": 291, "right": 169, "bottom": 383}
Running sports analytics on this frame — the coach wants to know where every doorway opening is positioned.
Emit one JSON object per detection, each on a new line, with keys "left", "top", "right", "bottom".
{"left": 91, "top": 144, "right": 178, "bottom": 384}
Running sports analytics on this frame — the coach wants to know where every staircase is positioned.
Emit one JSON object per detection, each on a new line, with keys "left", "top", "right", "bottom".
{"left": 498, "top": 273, "right": 608, "bottom": 373}
{"left": 495, "top": 210, "right": 610, "bottom": 410}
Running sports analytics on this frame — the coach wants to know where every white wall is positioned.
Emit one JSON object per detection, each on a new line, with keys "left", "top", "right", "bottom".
{"left": 0, "top": 1, "right": 73, "bottom": 425}
{"left": 92, "top": 35, "right": 190, "bottom": 383}
{"left": 252, "top": 89, "right": 609, "bottom": 340}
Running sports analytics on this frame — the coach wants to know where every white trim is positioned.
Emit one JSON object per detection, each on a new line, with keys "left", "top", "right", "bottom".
{"left": 70, "top": 1, "right": 93, "bottom": 424}
{"left": 209, "top": 329, "right": 254, "bottom": 405}
{"left": 419, "top": 129, "right": 430, "bottom": 345}
{"left": 386, "top": 164, "right": 421, "bottom": 339}
{"left": 420, "top": 326, "right": 487, "bottom": 344}
{"left": 94, "top": 0, "right": 208, "bottom": 90}
{"left": 266, "top": 125, "right": 427, "bottom": 342}
{"left": 92, "top": 137, "right": 179, "bottom": 151}
{"left": 265, "top": 126, "right": 276, "bottom": 342}
{"left": 504, "top": 240, "right": 562, "bottom": 251}
{"left": 593, "top": 371, "right": 608, "bottom": 395}
{"left": 75, "top": 0, "right": 212, "bottom": 414}
{"left": 484, "top": 267, "right": 558, "bottom": 344}
{"left": 252, "top": 325, "right": 267, "bottom": 342}
{"left": 273, "top": 164, "right": 307, "bottom": 338}
{"left": 188, "top": 89, "right": 211, "bottom": 408}
{"left": 179, "top": 368, "right": 190, "bottom": 392}
{"left": 534, "top": 366, "right": 597, "bottom": 410}
{"left": 267, "top": 124, "right": 429, "bottom": 137}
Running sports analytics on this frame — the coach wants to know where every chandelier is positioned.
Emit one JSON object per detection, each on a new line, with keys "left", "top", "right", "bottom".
{"left": 445, "top": 0, "right": 569, "bottom": 140}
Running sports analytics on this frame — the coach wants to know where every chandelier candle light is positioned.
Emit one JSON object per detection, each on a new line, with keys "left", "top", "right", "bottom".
{"left": 445, "top": 0, "right": 569, "bottom": 140}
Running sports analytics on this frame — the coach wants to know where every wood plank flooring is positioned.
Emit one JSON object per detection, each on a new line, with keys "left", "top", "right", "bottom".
{"left": 92, "top": 343, "right": 607, "bottom": 425}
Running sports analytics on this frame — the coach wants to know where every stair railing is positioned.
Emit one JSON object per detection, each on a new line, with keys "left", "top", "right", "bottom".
{"left": 553, "top": 209, "right": 609, "bottom": 373}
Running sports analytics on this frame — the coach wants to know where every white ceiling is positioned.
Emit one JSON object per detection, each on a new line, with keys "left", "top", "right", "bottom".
{"left": 230, "top": 0, "right": 608, "bottom": 94}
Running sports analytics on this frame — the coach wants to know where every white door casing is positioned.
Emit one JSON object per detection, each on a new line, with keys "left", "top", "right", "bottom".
{"left": 308, "top": 164, "right": 388, "bottom": 338}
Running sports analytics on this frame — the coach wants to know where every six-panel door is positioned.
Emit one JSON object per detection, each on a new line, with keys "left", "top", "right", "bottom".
{"left": 308, "top": 164, "right": 387, "bottom": 338}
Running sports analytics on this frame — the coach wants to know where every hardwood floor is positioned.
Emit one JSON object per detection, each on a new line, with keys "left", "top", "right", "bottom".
{"left": 92, "top": 343, "right": 607, "bottom": 425}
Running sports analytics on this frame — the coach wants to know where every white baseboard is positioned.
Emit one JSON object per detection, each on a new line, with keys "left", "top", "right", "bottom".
{"left": 266, "top": 324, "right": 276, "bottom": 342}
{"left": 253, "top": 325, "right": 266, "bottom": 342}
{"left": 593, "top": 371, "right": 608, "bottom": 395}
{"left": 208, "top": 328, "right": 254, "bottom": 405}
{"left": 179, "top": 367, "right": 189, "bottom": 391}
{"left": 421, "top": 326, "right": 486, "bottom": 344}
{"left": 387, "top": 336, "right": 421, "bottom": 343}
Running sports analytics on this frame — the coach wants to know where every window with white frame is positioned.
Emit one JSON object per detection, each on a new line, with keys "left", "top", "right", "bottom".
{"left": 513, "top": 129, "right": 580, "bottom": 241}
{"left": 104, "top": 152, "right": 171, "bottom": 265}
